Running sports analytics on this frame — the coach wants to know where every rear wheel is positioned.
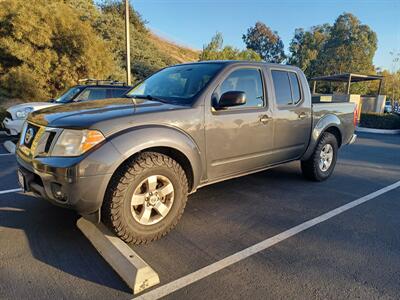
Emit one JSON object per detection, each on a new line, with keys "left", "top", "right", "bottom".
{"left": 301, "top": 132, "right": 338, "bottom": 181}
{"left": 102, "top": 152, "right": 188, "bottom": 244}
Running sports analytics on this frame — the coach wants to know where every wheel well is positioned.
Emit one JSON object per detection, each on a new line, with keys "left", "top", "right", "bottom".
{"left": 146, "top": 147, "right": 194, "bottom": 191}
{"left": 112, "top": 147, "right": 194, "bottom": 193}
{"left": 324, "top": 126, "right": 342, "bottom": 148}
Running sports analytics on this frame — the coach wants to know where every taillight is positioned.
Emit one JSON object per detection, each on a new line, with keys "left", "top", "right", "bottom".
{"left": 353, "top": 105, "right": 358, "bottom": 127}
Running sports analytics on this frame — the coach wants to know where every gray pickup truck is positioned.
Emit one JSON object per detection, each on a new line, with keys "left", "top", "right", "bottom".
{"left": 16, "top": 61, "right": 357, "bottom": 244}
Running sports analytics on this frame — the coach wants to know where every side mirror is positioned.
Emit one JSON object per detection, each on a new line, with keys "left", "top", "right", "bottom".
{"left": 216, "top": 91, "right": 246, "bottom": 109}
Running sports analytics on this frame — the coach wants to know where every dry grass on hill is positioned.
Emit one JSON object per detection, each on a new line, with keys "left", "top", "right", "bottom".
{"left": 148, "top": 33, "right": 200, "bottom": 63}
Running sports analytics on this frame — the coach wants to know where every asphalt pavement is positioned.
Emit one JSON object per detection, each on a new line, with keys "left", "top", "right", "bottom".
{"left": 0, "top": 133, "right": 399, "bottom": 299}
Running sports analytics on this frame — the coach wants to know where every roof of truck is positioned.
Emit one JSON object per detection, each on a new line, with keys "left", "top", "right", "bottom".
{"left": 75, "top": 84, "right": 132, "bottom": 89}
{"left": 176, "top": 60, "right": 299, "bottom": 69}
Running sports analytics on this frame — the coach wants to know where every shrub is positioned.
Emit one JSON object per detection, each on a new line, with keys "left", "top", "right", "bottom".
{"left": 0, "top": 0, "right": 121, "bottom": 102}
{"left": 359, "top": 113, "right": 400, "bottom": 129}
{"left": 0, "top": 107, "right": 6, "bottom": 123}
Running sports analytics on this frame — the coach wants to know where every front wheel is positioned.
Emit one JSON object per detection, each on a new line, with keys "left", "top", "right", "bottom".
{"left": 102, "top": 152, "right": 188, "bottom": 244}
{"left": 301, "top": 132, "right": 338, "bottom": 181}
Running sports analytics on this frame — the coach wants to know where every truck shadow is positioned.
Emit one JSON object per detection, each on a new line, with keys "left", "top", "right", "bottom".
{"left": 0, "top": 164, "right": 307, "bottom": 293}
{"left": 0, "top": 193, "right": 131, "bottom": 293}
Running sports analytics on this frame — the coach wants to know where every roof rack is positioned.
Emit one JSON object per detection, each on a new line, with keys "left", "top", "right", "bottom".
{"left": 78, "top": 78, "right": 127, "bottom": 86}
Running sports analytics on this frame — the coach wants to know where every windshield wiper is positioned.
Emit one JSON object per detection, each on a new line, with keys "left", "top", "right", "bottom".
{"left": 129, "top": 94, "right": 170, "bottom": 104}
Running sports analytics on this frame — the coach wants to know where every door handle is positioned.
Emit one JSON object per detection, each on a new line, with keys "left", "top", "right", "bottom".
{"left": 298, "top": 113, "right": 307, "bottom": 119}
{"left": 259, "top": 115, "right": 270, "bottom": 124}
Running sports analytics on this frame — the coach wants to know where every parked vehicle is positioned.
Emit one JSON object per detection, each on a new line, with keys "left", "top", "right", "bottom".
{"left": 16, "top": 61, "right": 357, "bottom": 244}
{"left": 2, "top": 79, "right": 131, "bottom": 136}
{"left": 384, "top": 101, "right": 392, "bottom": 113}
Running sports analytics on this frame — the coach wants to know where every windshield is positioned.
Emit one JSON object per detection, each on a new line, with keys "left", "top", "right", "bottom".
{"left": 54, "top": 86, "right": 83, "bottom": 103}
{"left": 127, "top": 63, "right": 224, "bottom": 104}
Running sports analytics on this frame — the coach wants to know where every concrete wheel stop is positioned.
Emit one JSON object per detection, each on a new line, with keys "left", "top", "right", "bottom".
{"left": 77, "top": 217, "right": 160, "bottom": 295}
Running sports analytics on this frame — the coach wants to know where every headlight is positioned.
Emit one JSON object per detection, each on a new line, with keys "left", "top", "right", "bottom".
{"left": 15, "top": 107, "right": 34, "bottom": 119}
{"left": 50, "top": 129, "right": 105, "bottom": 156}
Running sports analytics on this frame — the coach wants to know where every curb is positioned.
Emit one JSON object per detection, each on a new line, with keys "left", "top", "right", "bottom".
{"left": 356, "top": 126, "right": 400, "bottom": 135}
{"left": 77, "top": 218, "right": 160, "bottom": 295}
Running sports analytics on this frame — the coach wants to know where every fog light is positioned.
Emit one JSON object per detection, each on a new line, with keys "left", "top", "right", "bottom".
{"left": 51, "top": 183, "right": 66, "bottom": 202}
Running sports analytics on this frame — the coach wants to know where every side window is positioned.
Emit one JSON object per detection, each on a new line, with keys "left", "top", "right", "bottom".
{"left": 217, "top": 68, "right": 264, "bottom": 108}
{"left": 288, "top": 72, "right": 301, "bottom": 104}
{"left": 271, "top": 70, "right": 302, "bottom": 106}
{"left": 111, "top": 88, "right": 129, "bottom": 98}
{"left": 76, "top": 89, "right": 90, "bottom": 101}
{"left": 271, "top": 70, "right": 292, "bottom": 106}
{"left": 81, "top": 88, "right": 108, "bottom": 101}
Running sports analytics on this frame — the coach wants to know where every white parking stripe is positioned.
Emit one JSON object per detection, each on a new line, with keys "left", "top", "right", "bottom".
{"left": 134, "top": 181, "right": 400, "bottom": 300}
{"left": 0, "top": 188, "right": 22, "bottom": 195}
{"left": 0, "top": 153, "right": 13, "bottom": 156}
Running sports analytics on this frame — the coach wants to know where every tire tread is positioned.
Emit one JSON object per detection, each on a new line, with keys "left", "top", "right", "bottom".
{"left": 102, "top": 152, "right": 188, "bottom": 244}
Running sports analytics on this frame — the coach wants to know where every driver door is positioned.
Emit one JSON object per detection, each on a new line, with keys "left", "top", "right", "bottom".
{"left": 205, "top": 66, "right": 274, "bottom": 180}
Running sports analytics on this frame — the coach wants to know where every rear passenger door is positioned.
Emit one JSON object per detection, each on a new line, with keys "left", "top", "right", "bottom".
{"left": 269, "top": 68, "right": 312, "bottom": 162}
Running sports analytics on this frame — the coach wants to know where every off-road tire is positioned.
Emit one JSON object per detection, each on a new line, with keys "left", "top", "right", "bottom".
{"left": 301, "top": 132, "right": 338, "bottom": 181}
{"left": 102, "top": 152, "right": 188, "bottom": 244}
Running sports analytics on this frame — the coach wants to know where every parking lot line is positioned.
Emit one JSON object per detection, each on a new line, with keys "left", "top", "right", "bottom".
{"left": 0, "top": 188, "right": 22, "bottom": 195}
{"left": 0, "top": 153, "right": 13, "bottom": 156}
{"left": 134, "top": 180, "right": 400, "bottom": 300}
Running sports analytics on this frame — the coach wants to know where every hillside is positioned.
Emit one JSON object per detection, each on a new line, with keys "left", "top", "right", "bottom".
{"left": 148, "top": 33, "right": 200, "bottom": 63}
{"left": 0, "top": 0, "right": 201, "bottom": 111}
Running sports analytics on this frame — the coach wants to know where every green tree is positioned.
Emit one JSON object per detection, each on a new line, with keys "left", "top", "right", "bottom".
{"left": 288, "top": 24, "right": 330, "bottom": 78}
{"left": 242, "top": 22, "right": 286, "bottom": 63}
{"left": 319, "top": 13, "right": 377, "bottom": 76}
{"left": 200, "top": 32, "right": 261, "bottom": 61}
{"left": 288, "top": 13, "right": 378, "bottom": 94}
{"left": 0, "top": 0, "right": 119, "bottom": 100}
{"left": 97, "top": 0, "right": 148, "bottom": 34}
{"left": 63, "top": 0, "right": 101, "bottom": 23}
{"left": 378, "top": 69, "right": 400, "bottom": 101}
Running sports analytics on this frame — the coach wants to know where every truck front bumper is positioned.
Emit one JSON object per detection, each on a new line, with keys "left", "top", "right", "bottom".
{"left": 15, "top": 142, "right": 122, "bottom": 216}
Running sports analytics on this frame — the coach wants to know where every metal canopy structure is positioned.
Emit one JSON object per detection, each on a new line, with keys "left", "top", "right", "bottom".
{"left": 311, "top": 73, "right": 384, "bottom": 95}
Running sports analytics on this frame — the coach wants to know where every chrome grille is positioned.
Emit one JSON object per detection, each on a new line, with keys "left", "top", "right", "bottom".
{"left": 19, "top": 122, "right": 54, "bottom": 157}
{"left": 23, "top": 123, "right": 40, "bottom": 149}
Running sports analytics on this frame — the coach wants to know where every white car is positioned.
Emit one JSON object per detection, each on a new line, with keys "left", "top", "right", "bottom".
{"left": 2, "top": 82, "right": 131, "bottom": 136}
{"left": 2, "top": 102, "right": 58, "bottom": 136}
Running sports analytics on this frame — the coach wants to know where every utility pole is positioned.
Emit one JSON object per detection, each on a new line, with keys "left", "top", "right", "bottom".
{"left": 125, "top": 0, "right": 132, "bottom": 85}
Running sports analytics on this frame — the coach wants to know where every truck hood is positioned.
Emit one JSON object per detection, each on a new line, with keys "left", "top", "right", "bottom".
{"left": 27, "top": 97, "right": 187, "bottom": 129}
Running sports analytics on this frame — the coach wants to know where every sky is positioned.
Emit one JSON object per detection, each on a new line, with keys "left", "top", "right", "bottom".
{"left": 132, "top": 0, "right": 400, "bottom": 71}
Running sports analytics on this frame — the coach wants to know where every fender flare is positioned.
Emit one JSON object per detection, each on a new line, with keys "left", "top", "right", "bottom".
{"left": 106, "top": 125, "right": 202, "bottom": 192}
{"left": 301, "top": 114, "right": 343, "bottom": 161}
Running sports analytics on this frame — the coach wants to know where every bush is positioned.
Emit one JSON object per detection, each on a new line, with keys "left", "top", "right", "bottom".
{"left": 0, "top": 0, "right": 121, "bottom": 101}
{"left": 359, "top": 113, "right": 400, "bottom": 129}
{"left": 0, "top": 107, "right": 7, "bottom": 123}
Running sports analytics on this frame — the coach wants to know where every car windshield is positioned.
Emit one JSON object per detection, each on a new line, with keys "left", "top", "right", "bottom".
{"left": 127, "top": 63, "right": 224, "bottom": 104}
{"left": 54, "top": 86, "right": 83, "bottom": 103}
